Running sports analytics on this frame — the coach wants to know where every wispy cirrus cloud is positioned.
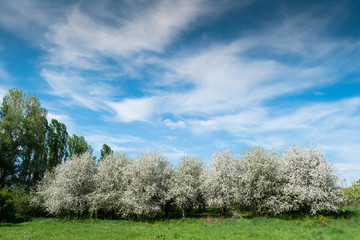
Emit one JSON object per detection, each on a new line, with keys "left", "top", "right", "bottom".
{"left": 0, "top": 64, "right": 12, "bottom": 82}
{"left": 45, "top": 0, "right": 204, "bottom": 63}
{"left": 39, "top": 0, "right": 209, "bottom": 113}
{"left": 1, "top": 0, "right": 360, "bottom": 181}
{"left": 110, "top": 4, "right": 360, "bottom": 122}
{"left": 41, "top": 69, "right": 115, "bottom": 111}
{"left": 0, "top": 86, "right": 8, "bottom": 101}
{"left": 46, "top": 112, "right": 76, "bottom": 135}
{"left": 84, "top": 133, "right": 143, "bottom": 155}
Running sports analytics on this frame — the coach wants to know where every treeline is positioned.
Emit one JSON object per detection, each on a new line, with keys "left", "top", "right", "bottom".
{"left": 32, "top": 146, "right": 341, "bottom": 220}
{"left": 0, "top": 89, "right": 108, "bottom": 188}
{"left": 0, "top": 88, "right": 350, "bottom": 222}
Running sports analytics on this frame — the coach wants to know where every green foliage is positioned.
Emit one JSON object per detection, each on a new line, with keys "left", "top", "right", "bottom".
{"left": 0, "top": 130, "right": 17, "bottom": 187}
{"left": 68, "top": 134, "right": 93, "bottom": 158}
{"left": 99, "top": 144, "right": 113, "bottom": 162}
{"left": 0, "top": 188, "right": 15, "bottom": 222}
{"left": 11, "top": 186, "right": 33, "bottom": 221}
{"left": 342, "top": 179, "right": 360, "bottom": 208}
{"left": 48, "top": 119, "right": 68, "bottom": 170}
{"left": 0, "top": 89, "right": 48, "bottom": 187}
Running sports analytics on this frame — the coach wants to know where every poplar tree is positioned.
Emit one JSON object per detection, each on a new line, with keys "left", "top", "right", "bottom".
{"left": 0, "top": 89, "right": 48, "bottom": 187}
{"left": 99, "top": 144, "right": 113, "bottom": 162}
{"left": 67, "top": 134, "right": 93, "bottom": 158}
{"left": 48, "top": 119, "right": 68, "bottom": 170}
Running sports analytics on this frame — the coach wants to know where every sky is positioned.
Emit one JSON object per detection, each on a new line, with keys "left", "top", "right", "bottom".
{"left": 0, "top": 0, "right": 360, "bottom": 183}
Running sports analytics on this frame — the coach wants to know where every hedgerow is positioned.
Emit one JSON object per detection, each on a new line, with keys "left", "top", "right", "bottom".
{"left": 33, "top": 145, "right": 343, "bottom": 219}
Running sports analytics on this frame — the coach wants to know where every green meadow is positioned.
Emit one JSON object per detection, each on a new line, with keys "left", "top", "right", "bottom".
{"left": 1, "top": 211, "right": 359, "bottom": 240}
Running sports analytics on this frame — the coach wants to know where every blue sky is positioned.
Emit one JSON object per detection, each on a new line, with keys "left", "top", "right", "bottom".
{"left": 0, "top": 0, "right": 360, "bottom": 182}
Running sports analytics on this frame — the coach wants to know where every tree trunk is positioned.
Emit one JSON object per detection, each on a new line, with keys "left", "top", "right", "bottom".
{"left": 182, "top": 207, "right": 186, "bottom": 218}
{"left": 197, "top": 204, "right": 202, "bottom": 213}
{"left": 221, "top": 205, "right": 227, "bottom": 217}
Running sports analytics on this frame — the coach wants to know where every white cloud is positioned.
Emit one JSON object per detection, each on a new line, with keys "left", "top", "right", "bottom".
{"left": 46, "top": 112, "right": 76, "bottom": 135}
{"left": 83, "top": 133, "right": 144, "bottom": 157}
{"left": 0, "top": 0, "right": 68, "bottom": 41}
{"left": 335, "top": 163, "right": 360, "bottom": 184}
{"left": 106, "top": 98, "right": 156, "bottom": 122}
{"left": 85, "top": 134, "right": 143, "bottom": 145}
{"left": 0, "top": 87, "right": 8, "bottom": 101}
{"left": 164, "top": 119, "right": 186, "bottom": 129}
{"left": 41, "top": 69, "right": 115, "bottom": 111}
{"left": 165, "top": 136, "right": 177, "bottom": 140}
{"left": 45, "top": 0, "right": 203, "bottom": 68}
{"left": 0, "top": 64, "right": 12, "bottom": 81}
{"left": 47, "top": 112, "right": 71, "bottom": 123}
{"left": 189, "top": 119, "right": 220, "bottom": 134}
{"left": 1, "top": 0, "right": 360, "bottom": 182}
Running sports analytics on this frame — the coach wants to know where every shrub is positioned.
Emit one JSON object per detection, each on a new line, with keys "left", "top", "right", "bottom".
{"left": 280, "top": 145, "right": 341, "bottom": 215}
{"left": 36, "top": 152, "right": 96, "bottom": 217}
{"left": 90, "top": 153, "right": 131, "bottom": 218}
{"left": 342, "top": 179, "right": 360, "bottom": 208}
{"left": 123, "top": 151, "right": 171, "bottom": 218}
{"left": 234, "top": 147, "right": 283, "bottom": 215}
{"left": 168, "top": 156, "right": 203, "bottom": 218}
{"left": 11, "top": 186, "right": 32, "bottom": 220}
{"left": 203, "top": 149, "right": 234, "bottom": 217}
{"left": 0, "top": 188, "right": 15, "bottom": 222}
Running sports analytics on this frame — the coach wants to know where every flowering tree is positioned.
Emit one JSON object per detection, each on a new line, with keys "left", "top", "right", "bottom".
{"left": 234, "top": 147, "right": 282, "bottom": 215}
{"left": 168, "top": 156, "right": 203, "bottom": 218}
{"left": 36, "top": 152, "right": 96, "bottom": 217}
{"left": 90, "top": 153, "right": 130, "bottom": 218}
{"left": 281, "top": 145, "right": 341, "bottom": 215}
{"left": 123, "top": 151, "right": 171, "bottom": 218}
{"left": 203, "top": 149, "right": 234, "bottom": 217}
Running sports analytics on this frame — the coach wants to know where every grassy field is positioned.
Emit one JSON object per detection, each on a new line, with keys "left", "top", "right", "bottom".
{"left": 1, "top": 211, "right": 360, "bottom": 240}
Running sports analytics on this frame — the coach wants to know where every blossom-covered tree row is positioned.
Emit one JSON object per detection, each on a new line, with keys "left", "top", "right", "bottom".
{"left": 34, "top": 145, "right": 342, "bottom": 218}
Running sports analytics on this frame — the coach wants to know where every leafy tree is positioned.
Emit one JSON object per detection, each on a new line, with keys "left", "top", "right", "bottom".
{"left": 234, "top": 147, "right": 282, "bottom": 215}
{"left": 36, "top": 152, "right": 96, "bottom": 217}
{"left": 67, "top": 134, "right": 93, "bottom": 158}
{"left": 0, "top": 89, "right": 24, "bottom": 187}
{"left": 91, "top": 153, "right": 130, "bottom": 218}
{"left": 11, "top": 185, "right": 32, "bottom": 220}
{"left": 203, "top": 149, "right": 234, "bottom": 217}
{"left": 0, "top": 89, "right": 48, "bottom": 187}
{"left": 99, "top": 144, "right": 113, "bottom": 162}
{"left": 0, "top": 188, "right": 15, "bottom": 222}
{"left": 342, "top": 179, "right": 360, "bottom": 208}
{"left": 48, "top": 119, "right": 68, "bottom": 170}
{"left": 123, "top": 151, "right": 171, "bottom": 218}
{"left": 0, "top": 131, "right": 18, "bottom": 187}
{"left": 168, "top": 156, "right": 203, "bottom": 218}
{"left": 280, "top": 145, "right": 341, "bottom": 215}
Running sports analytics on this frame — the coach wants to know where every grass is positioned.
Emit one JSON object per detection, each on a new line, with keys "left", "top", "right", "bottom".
{"left": 1, "top": 210, "right": 359, "bottom": 240}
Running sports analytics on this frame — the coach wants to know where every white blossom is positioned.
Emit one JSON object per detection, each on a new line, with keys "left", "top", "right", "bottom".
{"left": 36, "top": 152, "right": 96, "bottom": 216}
{"left": 234, "top": 147, "right": 282, "bottom": 215}
{"left": 280, "top": 145, "right": 341, "bottom": 215}
{"left": 203, "top": 149, "right": 234, "bottom": 216}
{"left": 168, "top": 156, "right": 203, "bottom": 218}
{"left": 123, "top": 151, "right": 171, "bottom": 217}
{"left": 90, "top": 153, "right": 131, "bottom": 217}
